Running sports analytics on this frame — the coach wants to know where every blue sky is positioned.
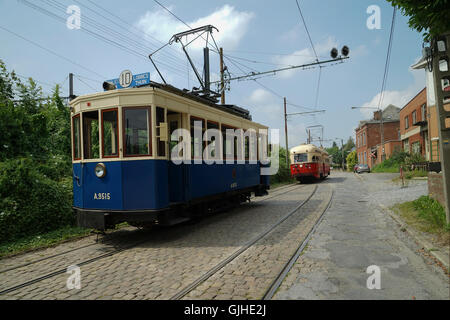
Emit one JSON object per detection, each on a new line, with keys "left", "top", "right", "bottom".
{"left": 0, "top": 0, "right": 427, "bottom": 148}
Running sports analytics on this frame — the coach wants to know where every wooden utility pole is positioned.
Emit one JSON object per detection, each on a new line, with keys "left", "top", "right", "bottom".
{"left": 431, "top": 33, "right": 450, "bottom": 223}
{"left": 220, "top": 47, "right": 225, "bottom": 104}
{"left": 284, "top": 97, "right": 289, "bottom": 167}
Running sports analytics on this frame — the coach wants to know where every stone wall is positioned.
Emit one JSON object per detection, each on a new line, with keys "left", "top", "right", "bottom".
{"left": 428, "top": 172, "right": 446, "bottom": 208}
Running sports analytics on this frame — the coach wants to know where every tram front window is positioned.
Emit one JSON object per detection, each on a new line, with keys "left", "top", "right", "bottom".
{"left": 83, "top": 111, "right": 100, "bottom": 159}
{"left": 294, "top": 153, "right": 308, "bottom": 163}
{"left": 124, "top": 108, "right": 151, "bottom": 156}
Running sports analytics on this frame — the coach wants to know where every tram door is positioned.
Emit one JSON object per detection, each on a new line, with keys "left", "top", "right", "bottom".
{"left": 167, "top": 112, "right": 187, "bottom": 203}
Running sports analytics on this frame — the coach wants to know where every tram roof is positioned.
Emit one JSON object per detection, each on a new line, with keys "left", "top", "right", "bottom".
{"left": 290, "top": 144, "right": 329, "bottom": 156}
{"left": 70, "top": 81, "right": 253, "bottom": 121}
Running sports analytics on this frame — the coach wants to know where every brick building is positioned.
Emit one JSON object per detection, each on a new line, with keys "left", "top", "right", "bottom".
{"left": 399, "top": 88, "right": 429, "bottom": 160}
{"left": 355, "top": 104, "right": 401, "bottom": 168}
{"left": 411, "top": 59, "right": 447, "bottom": 162}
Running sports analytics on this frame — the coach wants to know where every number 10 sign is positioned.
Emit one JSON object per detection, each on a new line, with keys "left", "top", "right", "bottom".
{"left": 104, "top": 70, "right": 151, "bottom": 90}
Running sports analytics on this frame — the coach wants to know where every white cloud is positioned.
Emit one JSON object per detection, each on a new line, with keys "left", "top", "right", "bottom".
{"left": 355, "top": 69, "right": 426, "bottom": 119}
{"left": 272, "top": 37, "right": 338, "bottom": 78}
{"left": 136, "top": 5, "right": 254, "bottom": 51}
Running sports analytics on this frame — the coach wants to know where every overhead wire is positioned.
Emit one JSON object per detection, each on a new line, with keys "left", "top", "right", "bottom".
{"left": 0, "top": 24, "right": 106, "bottom": 79}
{"left": 72, "top": 0, "right": 190, "bottom": 69}
{"left": 377, "top": 6, "right": 397, "bottom": 110}
{"left": 40, "top": 0, "right": 192, "bottom": 76}
{"left": 19, "top": 0, "right": 198, "bottom": 83}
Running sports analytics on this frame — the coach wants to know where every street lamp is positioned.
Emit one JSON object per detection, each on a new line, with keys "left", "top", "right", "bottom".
{"left": 351, "top": 106, "right": 384, "bottom": 162}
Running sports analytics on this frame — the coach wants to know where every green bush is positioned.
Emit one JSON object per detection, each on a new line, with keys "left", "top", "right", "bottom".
{"left": 372, "top": 150, "right": 426, "bottom": 173}
{"left": 0, "top": 158, "right": 74, "bottom": 243}
{"left": 412, "top": 196, "right": 448, "bottom": 230}
{"left": 346, "top": 151, "right": 358, "bottom": 172}
{"left": 270, "top": 146, "right": 294, "bottom": 184}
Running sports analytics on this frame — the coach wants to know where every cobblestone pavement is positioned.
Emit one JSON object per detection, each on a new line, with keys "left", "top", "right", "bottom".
{"left": 274, "top": 172, "right": 449, "bottom": 300}
{"left": 183, "top": 184, "right": 333, "bottom": 300}
{"left": 1, "top": 183, "right": 326, "bottom": 300}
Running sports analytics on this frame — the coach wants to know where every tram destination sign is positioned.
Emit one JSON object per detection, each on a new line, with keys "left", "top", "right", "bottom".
{"left": 104, "top": 70, "right": 150, "bottom": 90}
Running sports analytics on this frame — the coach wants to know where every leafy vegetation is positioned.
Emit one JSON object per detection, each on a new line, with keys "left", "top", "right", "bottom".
{"left": 392, "top": 196, "right": 449, "bottom": 245}
{"left": 270, "top": 146, "right": 295, "bottom": 185}
{"left": 386, "top": 0, "right": 450, "bottom": 41}
{"left": 346, "top": 150, "right": 358, "bottom": 172}
{"left": 371, "top": 150, "right": 426, "bottom": 174}
{"left": 0, "top": 59, "right": 77, "bottom": 245}
{"left": 325, "top": 137, "right": 355, "bottom": 169}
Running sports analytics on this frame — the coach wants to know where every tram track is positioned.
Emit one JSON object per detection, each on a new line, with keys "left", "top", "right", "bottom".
{"left": 263, "top": 189, "right": 334, "bottom": 300}
{"left": 0, "top": 183, "right": 306, "bottom": 296}
{"left": 0, "top": 183, "right": 301, "bottom": 276}
{"left": 170, "top": 184, "right": 319, "bottom": 300}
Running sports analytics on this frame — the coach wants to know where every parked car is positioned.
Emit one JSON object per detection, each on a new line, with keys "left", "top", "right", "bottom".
{"left": 355, "top": 164, "right": 370, "bottom": 174}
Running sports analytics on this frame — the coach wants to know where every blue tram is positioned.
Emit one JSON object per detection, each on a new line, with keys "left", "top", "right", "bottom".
{"left": 70, "top": 83, "right": 270, "bottom": 230}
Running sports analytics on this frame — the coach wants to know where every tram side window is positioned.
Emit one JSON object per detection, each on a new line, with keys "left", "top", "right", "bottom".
{"left": 72, "top": 115, "right": 81, "bottom": 160}
{"left": 83, "top": 111, "right": 100, "bottom": 159}
{"left": 294, "top": 153, "right": 307, "bottom": 163}
{"left": 222, "top": 125, "right": 238, "bottom": 161}
{"left": 191, "top": 117, "right": 205, "bottom": 160}
{"left": 244, "top": 136, "right": 250, "bottom": 161}
{"left": 156, "top": 107, "right": 166, "bottom": 157}
{"left": 207, "top": 121, "right": 219, "bottom": 159}
{"left": 102, "top": 109, "right": 118, "bottom": 157}
{"left": 124, "top": 108, "right": 150, "bottom": 156}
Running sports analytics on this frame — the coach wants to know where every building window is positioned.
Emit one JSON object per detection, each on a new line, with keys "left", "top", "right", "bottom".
{"left": 405, "top": 116, "right": 409, "bottom": 129}
{"left": 363, "top": 132, "right": 366, "bottom": 146}
{"left": 412, "top": 141, "right": 421, "bottom": 155}
{"left": 421, "top": 104, "right": 426, "bottom": 121}
{"left": 412, "top": 111, "right": 416, "bottom": 125}
{"left": 403, "top": 138, "right": 409, "bottom": 153}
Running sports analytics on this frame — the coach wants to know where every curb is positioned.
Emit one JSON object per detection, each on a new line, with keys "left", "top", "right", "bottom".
{"left": 380, "top": 203, "right": 449, "bottom": 271}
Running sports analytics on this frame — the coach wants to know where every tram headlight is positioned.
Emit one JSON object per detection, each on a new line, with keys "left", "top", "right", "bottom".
{"left": 95, "top": 163, "right": 107, "bottom": 178}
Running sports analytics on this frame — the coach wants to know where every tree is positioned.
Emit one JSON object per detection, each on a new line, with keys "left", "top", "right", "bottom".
{"left": 386, "top": 0, "right": 450, "bottom": 40}
{"left": 346, "top": 151, "right": 358, "bottom": 172}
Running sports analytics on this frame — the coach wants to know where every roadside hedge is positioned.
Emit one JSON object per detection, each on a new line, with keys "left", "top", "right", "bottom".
{"left": 0, "top": 158, "right": 74, "bottom": 243}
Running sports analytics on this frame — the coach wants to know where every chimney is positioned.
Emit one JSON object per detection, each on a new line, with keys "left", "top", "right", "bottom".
{"left": 373, "top": 110, "right": 381, "bottom": 120}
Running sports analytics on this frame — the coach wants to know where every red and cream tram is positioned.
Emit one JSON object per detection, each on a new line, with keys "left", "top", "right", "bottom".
{"left": 289, "top": 144, "right": 330, "bottom": 182}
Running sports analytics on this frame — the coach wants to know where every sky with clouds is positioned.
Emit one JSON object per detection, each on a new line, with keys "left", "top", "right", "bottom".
{"left": 0, "top": 0, "right": 427, "bottom": 148}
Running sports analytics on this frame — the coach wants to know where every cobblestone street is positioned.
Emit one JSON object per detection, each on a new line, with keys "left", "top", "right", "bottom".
{"left": 0, "top": 183, "right": 328, "bottom": 300}
{"left": 1, "top": 172, "right": 448, "bottom": 300}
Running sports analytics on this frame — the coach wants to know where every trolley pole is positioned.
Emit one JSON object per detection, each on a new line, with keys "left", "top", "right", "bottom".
{"left": 431, "top": 33, "right": 450, "bottom": 223}
{"left": 220, "top": 47, "right": 225, "bottom": 105}
{"left": 284, "top": 97, "right": 289, "bottom": 168}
